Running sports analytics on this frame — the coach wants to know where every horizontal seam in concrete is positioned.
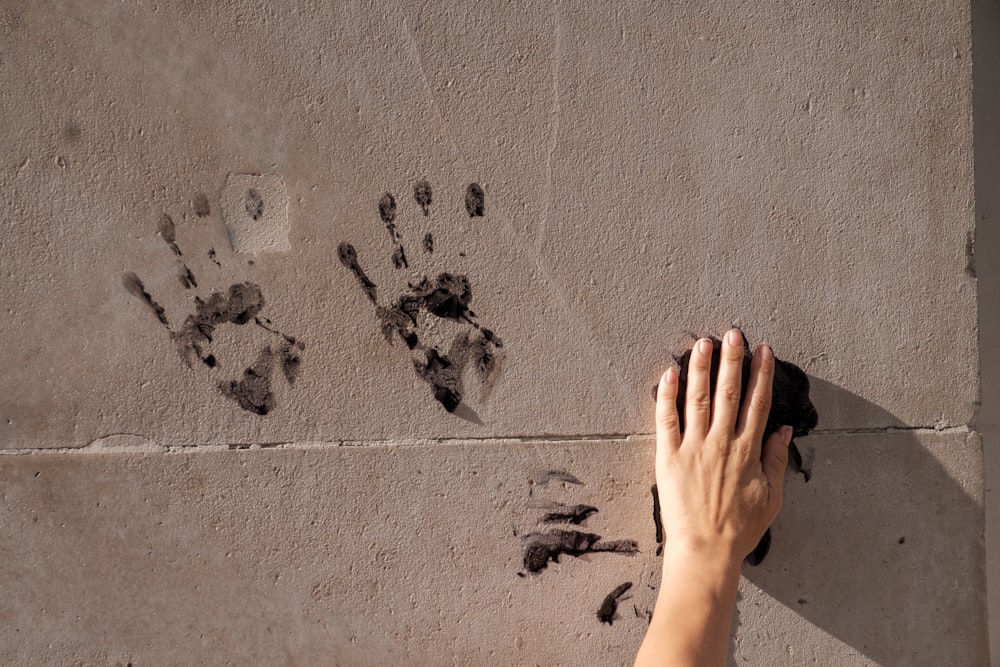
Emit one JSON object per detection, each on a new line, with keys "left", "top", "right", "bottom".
{"left": 0, "top": 425, "right": 973, "bottom": 455}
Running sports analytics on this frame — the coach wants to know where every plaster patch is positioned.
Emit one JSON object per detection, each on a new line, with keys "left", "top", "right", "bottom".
{"left": 220, "top": 173, "right": 290, "bottom": 254}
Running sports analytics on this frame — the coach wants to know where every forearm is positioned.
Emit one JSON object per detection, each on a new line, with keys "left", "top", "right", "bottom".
{"left": 634, "top": 543, "right": 742, "bottom": 667}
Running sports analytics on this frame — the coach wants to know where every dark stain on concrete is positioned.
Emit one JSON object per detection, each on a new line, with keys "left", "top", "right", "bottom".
{"left": 122, "top": 273, "right": 169, "bottom": 327}
{"left": 465, "top": 183, "right": 485, "bottom": 217}
{"left": 651, "top": 484, "right": 664, "bottom": 556}
{"left": 537, "top": 470, "right": 583, "bottom": 486}
{"left": 220, "top": 346, "right": 277, "bottom": 415}
{"left": 338, "top": 242, "right": 377, "bottom": 303}
{"left": 193, "top": 192, "right": 211, "bottom": 218}
{"left": 125, "top": 219, "right": 304, "bottom": 416}
{"left": 245, "top": 188, "right": 264, "bottom": 221}
{"left": 541, "top": 504, "right": 599, "bottom": 525}
{"left": 597, "top": 582, "right": 632, "bottom": 625}
{"left": 158, "top": 214, "right": 182, "bottom": 256}
{"left": 414, "top": 180, "right": 432, "bottom": 216}
{"left": 522, "top": 529, "right": 639, "bottom": 573}
{"left": 338, "top": 184, "right": 504, "bottom": 414}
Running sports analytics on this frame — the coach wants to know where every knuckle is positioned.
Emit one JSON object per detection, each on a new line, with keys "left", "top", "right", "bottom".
{"left": 719, "top": 384, "right": 742, "bottom": 405}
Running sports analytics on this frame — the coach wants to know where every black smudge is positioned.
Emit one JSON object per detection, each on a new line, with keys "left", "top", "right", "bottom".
{"left": 377, "top": 192, "right": 408, "bottom": 269}
{"left": 597, "top": 582, "right": 632, "bottom": 625}
{"left": 158, "top": 214, "right": 182, "bottom": 256}
{"left": 219, "top": 346, "right": 276, "bottom": 415}
{"left": 423, "top": 232, "right": 433, "bottom": 254}
{"left": 414, "top": 180, "right": 432, "bottom": 216}
{"left": 245, "top": 188, "right": 264, "bottom": 220}
{"left": 522, "top": 530, "right": 601, "bottom": 573}
{"left": 522, "top": 530, "right": 638, "bottom": 573}
{"left": 193, "top": 192, "right": 211, "bottom": 218}
{"left": 338, "top": 242, "right": 377, "bottom": 303}
{"left": 173, "top": 282, "right": 264, "bottom": 367}
{"left": 180, "top": 265, "right": 197, "bottom": 289}
{"left": 465, "top": 183, "right": 484, "bottom": 217}
{"left": 651, "top": 484, "right": 664, "bottom": 556}
{"left": 540, "top": 504, "right": 599, "bottom": 525}
{"left": 122, "top": 273, "right": 169, "bottom": 327}
{"left": 378, "top": 193, "right": 397, "bottom": 224}
{"left": 279, "top": 340, "right": 304, "bottom": 384}
{"left": 208, "top": 247, "right": 221, "bottom": 267}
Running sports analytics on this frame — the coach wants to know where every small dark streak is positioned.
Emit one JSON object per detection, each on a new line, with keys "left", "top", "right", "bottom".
{"left": 338, "top": 242, "right": 377, "bottom": 303}
{"left": 392, "top": 245, "right": 409, "bottom": 269}
{"left": 538, "top": 470, "right": 583, "bottom": 486}
{"left": 597, "top": 582, "right": 632, "bottom": 625}
{"left": 516, "top": 571, "right": 526, "bottom": 578}
{"left": 797, "top": 598, "right": 807, "bottom": 605}
{"left": 898, "top": 536, "right": 906, "bottom": 545}
{"left": 193, "top": 192, "right": 211, "bottom": 218}
{"left": 203, "top": 354, "right": 217, "bottom": 368}
{"left": 378, "top": 193, "right": 397, "bottom": 225}
{"left": 652, "top": 484, "right": 664, "bottom": 556}
{"left": 245, "top": 188, "right": 264, "bottom": 220}
{"left": 540, "top": 504, "right": 599, "bottom": 525}
{"left": 208, "top": 247, "right": 221, "bottom": 268}
{"left": 158, "top": 214, "right": 182, "bottom": 256}
{"left": 423, "top": 232, "right": 433, "bottom": 254}
{"left": 590, "top": 539, "right": 639, "bottom": 556}
{"left": 465, "top": 182, "right": 485, "bottom": 217}
{"left": 34, "top": 471, "right": 40, "bottom": 478}
{"left": 180, "top": 265, "right": 198, "bottom": 289}
{"left": 414, "top": 180, "right": 432, "bottom": 216}
{"left": 122, "top": 273, "right": 169, "bottom": 327}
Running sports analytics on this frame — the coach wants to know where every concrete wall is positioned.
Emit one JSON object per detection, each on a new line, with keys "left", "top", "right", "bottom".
{"left": 0, "top": 1, "right": 988, "bottom": 664}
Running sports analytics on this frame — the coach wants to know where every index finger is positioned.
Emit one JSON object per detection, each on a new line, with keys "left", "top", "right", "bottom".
{"left": 736, "top": 343, "right": 775, "bottom": 457}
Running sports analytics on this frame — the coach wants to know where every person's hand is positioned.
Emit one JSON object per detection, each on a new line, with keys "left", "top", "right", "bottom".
{"left": 654, "top": 328, "right": 793, "bottom": 567}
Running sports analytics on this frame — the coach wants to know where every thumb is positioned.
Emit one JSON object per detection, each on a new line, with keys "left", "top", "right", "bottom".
{"left": 761, "top": 426, "right": 792, "bottom": 505}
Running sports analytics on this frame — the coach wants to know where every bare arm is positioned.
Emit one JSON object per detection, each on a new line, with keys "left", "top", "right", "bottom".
{"left": 635, "top": 329, "right": 792, "bottom": 666}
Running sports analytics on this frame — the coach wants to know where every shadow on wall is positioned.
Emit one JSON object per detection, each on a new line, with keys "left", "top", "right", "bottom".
{"left": 738, "top": 379, "right": 986, "bottom": 665}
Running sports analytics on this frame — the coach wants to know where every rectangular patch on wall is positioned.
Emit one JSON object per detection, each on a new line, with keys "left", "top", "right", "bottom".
{"left": 221, "top": 172, "right": 290, "bottom": 254}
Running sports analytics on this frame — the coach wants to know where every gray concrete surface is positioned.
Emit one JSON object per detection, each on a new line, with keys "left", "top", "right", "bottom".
{"left": 0, "top": 1, "right": 989, "bottom": 664}
{"left": 0, "top": 433, "right": 985, "bottom": 666}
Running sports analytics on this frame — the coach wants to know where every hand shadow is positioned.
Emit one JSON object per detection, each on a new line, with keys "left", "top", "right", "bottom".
{"left": 732, "top": 378, "right": 986, "bottom": 665}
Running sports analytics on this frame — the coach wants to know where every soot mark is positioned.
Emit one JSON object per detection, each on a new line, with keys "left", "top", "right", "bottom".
{"left": 651, "top": 484, "right": 664, "bottom": 556}
{"left": 597, "top": 582, "right": 632, "bottom": 625}
{"left": 339, "top": 183, "right": 503, "bottom": 414}
{"left": 125, "top": 215, "right": 303, "bottom": 416}
{"left": 652, "top": 333, "right": 818, "bottom": 565}
{"left": 465, "top": 183, "right": 484, "bottom": 217}
{"left": 414, "top": 180, "right": 432, "bottom": 216}
{"left": 208, "top": 247, "right": 222, "bottom": 268}
{"left": 245, "top": 188, "right": 264, "bottom": 221}
{"left": 158, "top": 214, "right": 182, "bottom": 256}
{"left": 180, "top": 265, "right": 197, "bottom": 289}
{"left": 378, "top": 193, "right": 408, "bottom": 269}
{"left": 541, "top": 504, "right": 599, "bottom": 525}
{"left": 522, "top": 529, "right": 639, "bottom": 573}
{"left": 193, "top": 192, "right": 211, "bottom": 218}
{"left": 173, "top": 282, "right": 264, "bottom": 368}
{"left": 220, "top": 346, "right": 276, "bottom": 415}
{"left": 122, "top": 273, "right": 168, "bottom": 327}
{"left": 338, "top": 242, "right": 377, "bottom": 303}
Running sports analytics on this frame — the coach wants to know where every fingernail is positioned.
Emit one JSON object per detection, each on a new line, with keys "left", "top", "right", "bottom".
{"left": 726, "top": 329, "right": 742, "bottom": 347}
{"left": 698, "top": 338, "right": 712, "bottom": 355}
{"left": 664, "top": 368, "right": 677, "bottom": 385}
{"left": 781, "top": 425, "right": 793, "bottom": 444}
{"left": 760, "top": 344, "right": 774, "bottom": 360}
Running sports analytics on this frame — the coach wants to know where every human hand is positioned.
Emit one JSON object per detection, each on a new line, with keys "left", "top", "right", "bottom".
{"left": 654, "top": 328, "right": 793, "bottom": 568}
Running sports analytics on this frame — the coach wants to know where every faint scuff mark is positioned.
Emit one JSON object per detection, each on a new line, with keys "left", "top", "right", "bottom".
{"left": 536, "top": 0, "right": 563, "bottom": 255}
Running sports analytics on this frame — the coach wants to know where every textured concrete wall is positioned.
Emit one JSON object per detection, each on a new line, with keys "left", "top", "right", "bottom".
{"left": 0, "top": 1, "right": 988, "bottom": 665}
